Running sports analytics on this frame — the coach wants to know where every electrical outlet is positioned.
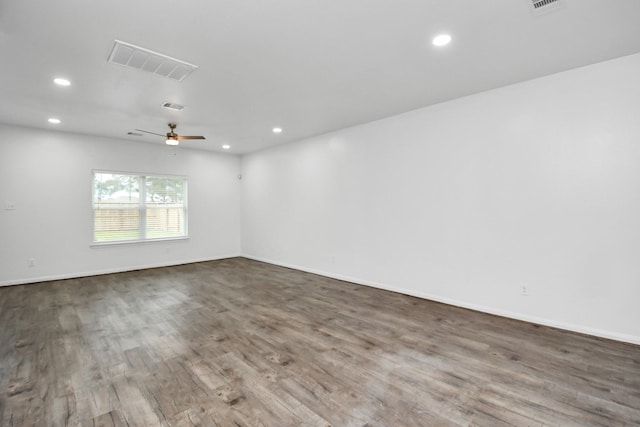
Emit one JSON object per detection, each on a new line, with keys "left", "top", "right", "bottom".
{"left": 5, "top": 201, "right": 16, "bottom": 210}
{"left": 521, "top": 284, "right": 529, "bottom": 296}
{"left": 28, "top": 258, "right": 36, "bottom": 267}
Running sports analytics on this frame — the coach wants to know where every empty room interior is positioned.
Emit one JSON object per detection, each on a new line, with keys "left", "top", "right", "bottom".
{"left": 1, "top": 0, "right": 640, "bottom": 425}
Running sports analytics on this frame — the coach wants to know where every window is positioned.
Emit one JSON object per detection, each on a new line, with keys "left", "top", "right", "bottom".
{"left": 93, "top": 172, "right": 187, "bottom": 243}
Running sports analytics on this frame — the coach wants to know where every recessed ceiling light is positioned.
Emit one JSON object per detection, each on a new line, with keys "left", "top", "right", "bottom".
{"left": 48, "top": 118, "right": 61, "bottom": 124}
{"left": 432, "top": 34, "right": 452, "bottom": 47}
{"left": 53, "top": 78, "right": 71, "bottom": 86}
{"left": 222, "top": 144, "right": 231, "bottom": 150}
{"left": 272, "top": 127, "right": 282, "bottom": 133}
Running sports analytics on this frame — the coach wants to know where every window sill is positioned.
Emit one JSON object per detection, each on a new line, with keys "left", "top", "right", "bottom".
{"left": 91, "top": 236, "right": 190, "bottom": 248}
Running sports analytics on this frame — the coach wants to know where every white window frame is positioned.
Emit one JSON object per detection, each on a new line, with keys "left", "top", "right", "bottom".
{"left": 92, "top": 170, "right": 188, "bottom": 245}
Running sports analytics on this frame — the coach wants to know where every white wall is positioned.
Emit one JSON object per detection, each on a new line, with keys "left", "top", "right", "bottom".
{"left": 241, "top": 53, "right": 640, "bottom": 344}
{"left": 0, "top": 124, "right": 241, "bottom": 285}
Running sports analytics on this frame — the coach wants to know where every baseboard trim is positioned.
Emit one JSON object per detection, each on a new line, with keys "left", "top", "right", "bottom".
{"left": 241, "top": 254, "right": 640, "bottom": 346}
{"left": 0, "top": 253, "right": 242, "bottom": 287}
{"left": 4, "top": 253, "right": 638, "bottom": 345}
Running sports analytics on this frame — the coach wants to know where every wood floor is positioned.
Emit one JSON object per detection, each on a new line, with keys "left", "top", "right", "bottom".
{"left": 1, "top": 258, "right": 639, "bottom": 426}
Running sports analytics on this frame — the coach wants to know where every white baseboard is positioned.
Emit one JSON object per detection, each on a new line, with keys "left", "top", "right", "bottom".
{"left": 0, "top": 253, "right": 242, "bottom": 287}
{"left": 242, "top": 254, "right": 640, "bottom": 346}
{"left": 4, "top": 252, "right": 638, "bottom": 346}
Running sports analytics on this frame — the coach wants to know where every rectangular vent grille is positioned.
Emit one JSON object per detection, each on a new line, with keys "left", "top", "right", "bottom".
{"left": 162, "top": 102, "right": 185, "bottom": 111}
{"left": 107, "top": 40, "right": 198, "bottom": 82}
{"left": 530, "top": 0, "right": 561, "bottom": 13}
{"left": 533, "top": 0, "right": 558, "bottom": 8}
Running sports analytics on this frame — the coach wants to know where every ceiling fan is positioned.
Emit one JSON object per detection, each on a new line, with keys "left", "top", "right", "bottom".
{"left": 135, "top": 123, "right": 205, "bottom": 146}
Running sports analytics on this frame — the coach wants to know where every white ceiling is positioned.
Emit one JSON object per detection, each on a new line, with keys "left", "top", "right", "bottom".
{"left": 1, "top": 0, "right": 639, "bottom": 154}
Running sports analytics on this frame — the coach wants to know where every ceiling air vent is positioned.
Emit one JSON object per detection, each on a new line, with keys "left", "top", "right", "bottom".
{"left": 107, "top": 40, "right": 198, "bottom": 82}
{"left": 529, "top": 0, "right": 561, "bottom": 14}
{"left": 162, "top": 101, "right": 185, "bottom": 111}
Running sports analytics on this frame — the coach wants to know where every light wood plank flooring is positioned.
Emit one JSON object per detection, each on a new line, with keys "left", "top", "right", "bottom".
{"left": 1, "top": 257, "right": 639, "bottom": 426}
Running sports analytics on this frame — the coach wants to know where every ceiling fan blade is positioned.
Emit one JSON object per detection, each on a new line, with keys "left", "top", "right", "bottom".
{"left": 135, "top": 129, "right": 166, "bottom": 137}
{"left": 176, "top": 135, "right": 206, "bottom": 140}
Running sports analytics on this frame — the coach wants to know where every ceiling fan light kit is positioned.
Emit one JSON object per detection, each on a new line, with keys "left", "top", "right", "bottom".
{"left": 135, "top": 123, "right": 205, "bottom": 147}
